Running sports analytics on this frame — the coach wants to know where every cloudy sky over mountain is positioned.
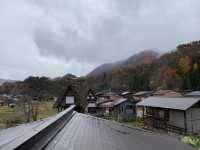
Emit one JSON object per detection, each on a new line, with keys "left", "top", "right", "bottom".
{"left": 0, "top": 0, "right": 200, "bottom": 80}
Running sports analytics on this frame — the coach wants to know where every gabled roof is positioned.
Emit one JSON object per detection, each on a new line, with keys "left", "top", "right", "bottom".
{"left": 185, "top": 91, "right": 200, "bottom": 97}
{"left": 136, "top": 97, "right": 200, "bottom": 110}
{"left": 86, "top": 89, "right": 97, "bottom": 101}
{"left": 120, "top": 91, "right": 132, "bottom": 96}
{"left": 54, "top": 85, "right": 78, "bottom": 108}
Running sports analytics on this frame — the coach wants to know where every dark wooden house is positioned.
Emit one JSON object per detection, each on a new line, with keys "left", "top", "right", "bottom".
{"left": 113, "top": 98, "right": 136, "bottom": 121}
{"left": 137, "top": 97, "right": 200, "bottom": 133}
{"left": 54, "top": 85, "right": 79, "bottom": 112}
{"left": 85, "top": 89, "right": 97, "bottom": 114}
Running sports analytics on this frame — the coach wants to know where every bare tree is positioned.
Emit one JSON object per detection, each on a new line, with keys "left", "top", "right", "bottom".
{"left": 20, "top": 96, "right": 40, "bottom": 122}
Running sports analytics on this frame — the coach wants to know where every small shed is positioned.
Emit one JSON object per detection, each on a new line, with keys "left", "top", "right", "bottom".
{"left": 137, "top": 97, "right": 200, "bottom": 133}
{"left": 113, "top": 98, "right": 136, "bottom": 121}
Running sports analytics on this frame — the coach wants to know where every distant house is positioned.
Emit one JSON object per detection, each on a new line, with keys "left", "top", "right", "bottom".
{"left": 96, "top": 91, "right": 120, "bottom": 101}
{"left": 113, "top": 98, "right": 136, "bottom": 121}
{"left": 85, "top": 89, "right": 97, "bottom": 114}
{"left": 97, "top": 101, "right": 113, "bottom": 116}
{"left": 185, "top": 91, "right": 200, "bottom": 97}
{"left": 54, "top": 85, "right": 78, "bottom": 112}
{"left": 153, "top": 90, "right": 182, "bottom": 97}
{"left": 120, "top": 91, "right": 133, "bottom": 99}
{"left": 137, "top": 97, "right": 200, "bottom": 133}
{"left": 133, "top": 91, "right": 153, "bottom": 101}
{"left": 133, "top": 91, "right": 153, "bottom": 117}
{"left": 94, "top": 90, "right": 122, "bottom": 116}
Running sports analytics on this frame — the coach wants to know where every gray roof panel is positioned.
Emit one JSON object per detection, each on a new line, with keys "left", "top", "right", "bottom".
{"left": 0, "top": 112, "right": 194, "bottom": 150}
{"left": 45, "top": 113, "right": 194, "bottom": 150}
{"left": 185, "top": 91, "right": 200, "bottom": 96}
{"left": 136, "top": 97, "right": 200, "bottom": 110}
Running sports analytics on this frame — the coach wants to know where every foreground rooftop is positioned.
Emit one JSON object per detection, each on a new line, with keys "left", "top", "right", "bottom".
{"left": 0, "top": 108, "right": 194, "bottom": 150}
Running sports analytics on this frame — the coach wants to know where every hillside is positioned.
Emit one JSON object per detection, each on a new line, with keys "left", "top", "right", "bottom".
{"left": 85, "top": 40, "right": 200, "bottom": 92}
{"left": 88, "top": 50, "right": 158, "bottom": 76}
{"left": 0, "top": 79, "right": 17, "bottom": 85}
{"left": 0, "top": 40, "right": 200, "bottom": 99}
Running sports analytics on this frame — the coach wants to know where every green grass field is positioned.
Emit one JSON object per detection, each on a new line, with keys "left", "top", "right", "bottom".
{"left": 0, "top": 101, "right": 57, "bottom": 129}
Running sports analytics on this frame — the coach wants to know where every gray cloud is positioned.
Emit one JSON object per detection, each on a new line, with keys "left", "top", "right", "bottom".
{"left": 0, "top": 0, "right": 200, "bottom": 79}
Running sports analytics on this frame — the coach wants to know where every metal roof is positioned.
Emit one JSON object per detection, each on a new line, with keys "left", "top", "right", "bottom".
{"left": 136, "top": 97, "right": 200, "bottom": 110}
{"left": 0, "top": 112, "right": 194, "bottom": 150}
{"left": 121, "top": 91, "right": 132, "bottom": 95}
{"left": 44, "top": 113, "right": 193, "bottom": 150}
{"left": 185, "top": 91, "right": 200, "bottom": 97}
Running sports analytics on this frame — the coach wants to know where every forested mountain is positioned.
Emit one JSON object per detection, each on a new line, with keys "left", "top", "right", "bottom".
{"left": 85, "top": 41, "right": 200, "bottom": 92}
{"left": 88, "top": 50, "right": 158, "bottom": 76}
{"left": 0, "top": 40, "right": 200, "bottom": 99}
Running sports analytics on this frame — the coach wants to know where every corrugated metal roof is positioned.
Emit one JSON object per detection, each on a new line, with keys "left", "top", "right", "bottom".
{"left": 0, "top": 113, "right": 194, "bottom": 150}
{"left": 136, "top": 97, "right": 200, "bottom": 110}
{"left": 185, "top": 91, "right": 200, "bottom": 96}
{"left": 44, "top": 113, "right": 193, "bottom": 150}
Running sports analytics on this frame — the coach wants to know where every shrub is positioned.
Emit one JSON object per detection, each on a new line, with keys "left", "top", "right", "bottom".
{"left": 182, "top": 136, "right": 200, "bottom": 149}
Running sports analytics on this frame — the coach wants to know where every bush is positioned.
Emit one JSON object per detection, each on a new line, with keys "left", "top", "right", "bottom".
{"left": 182, "top": 136, "right": 200, "bottom": 149}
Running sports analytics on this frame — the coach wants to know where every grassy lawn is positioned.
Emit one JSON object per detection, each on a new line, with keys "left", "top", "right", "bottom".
{"left": 0, "top": 101, "right": 57, "bottom": 129}
{"left": 37, "top": 101, "right": 57, "bottom": 120}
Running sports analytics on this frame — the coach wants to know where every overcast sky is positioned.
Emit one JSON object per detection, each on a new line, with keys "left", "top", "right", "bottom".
{"left": 0, "top": 0, "right": 200, "bottom": 80}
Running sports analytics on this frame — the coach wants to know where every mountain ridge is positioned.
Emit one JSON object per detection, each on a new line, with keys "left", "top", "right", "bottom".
{"left": 88, "top": 50, "right": 158, "bottom": 76}
{"left": 0, "top": 78, "right": 17, "bottom": 85}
